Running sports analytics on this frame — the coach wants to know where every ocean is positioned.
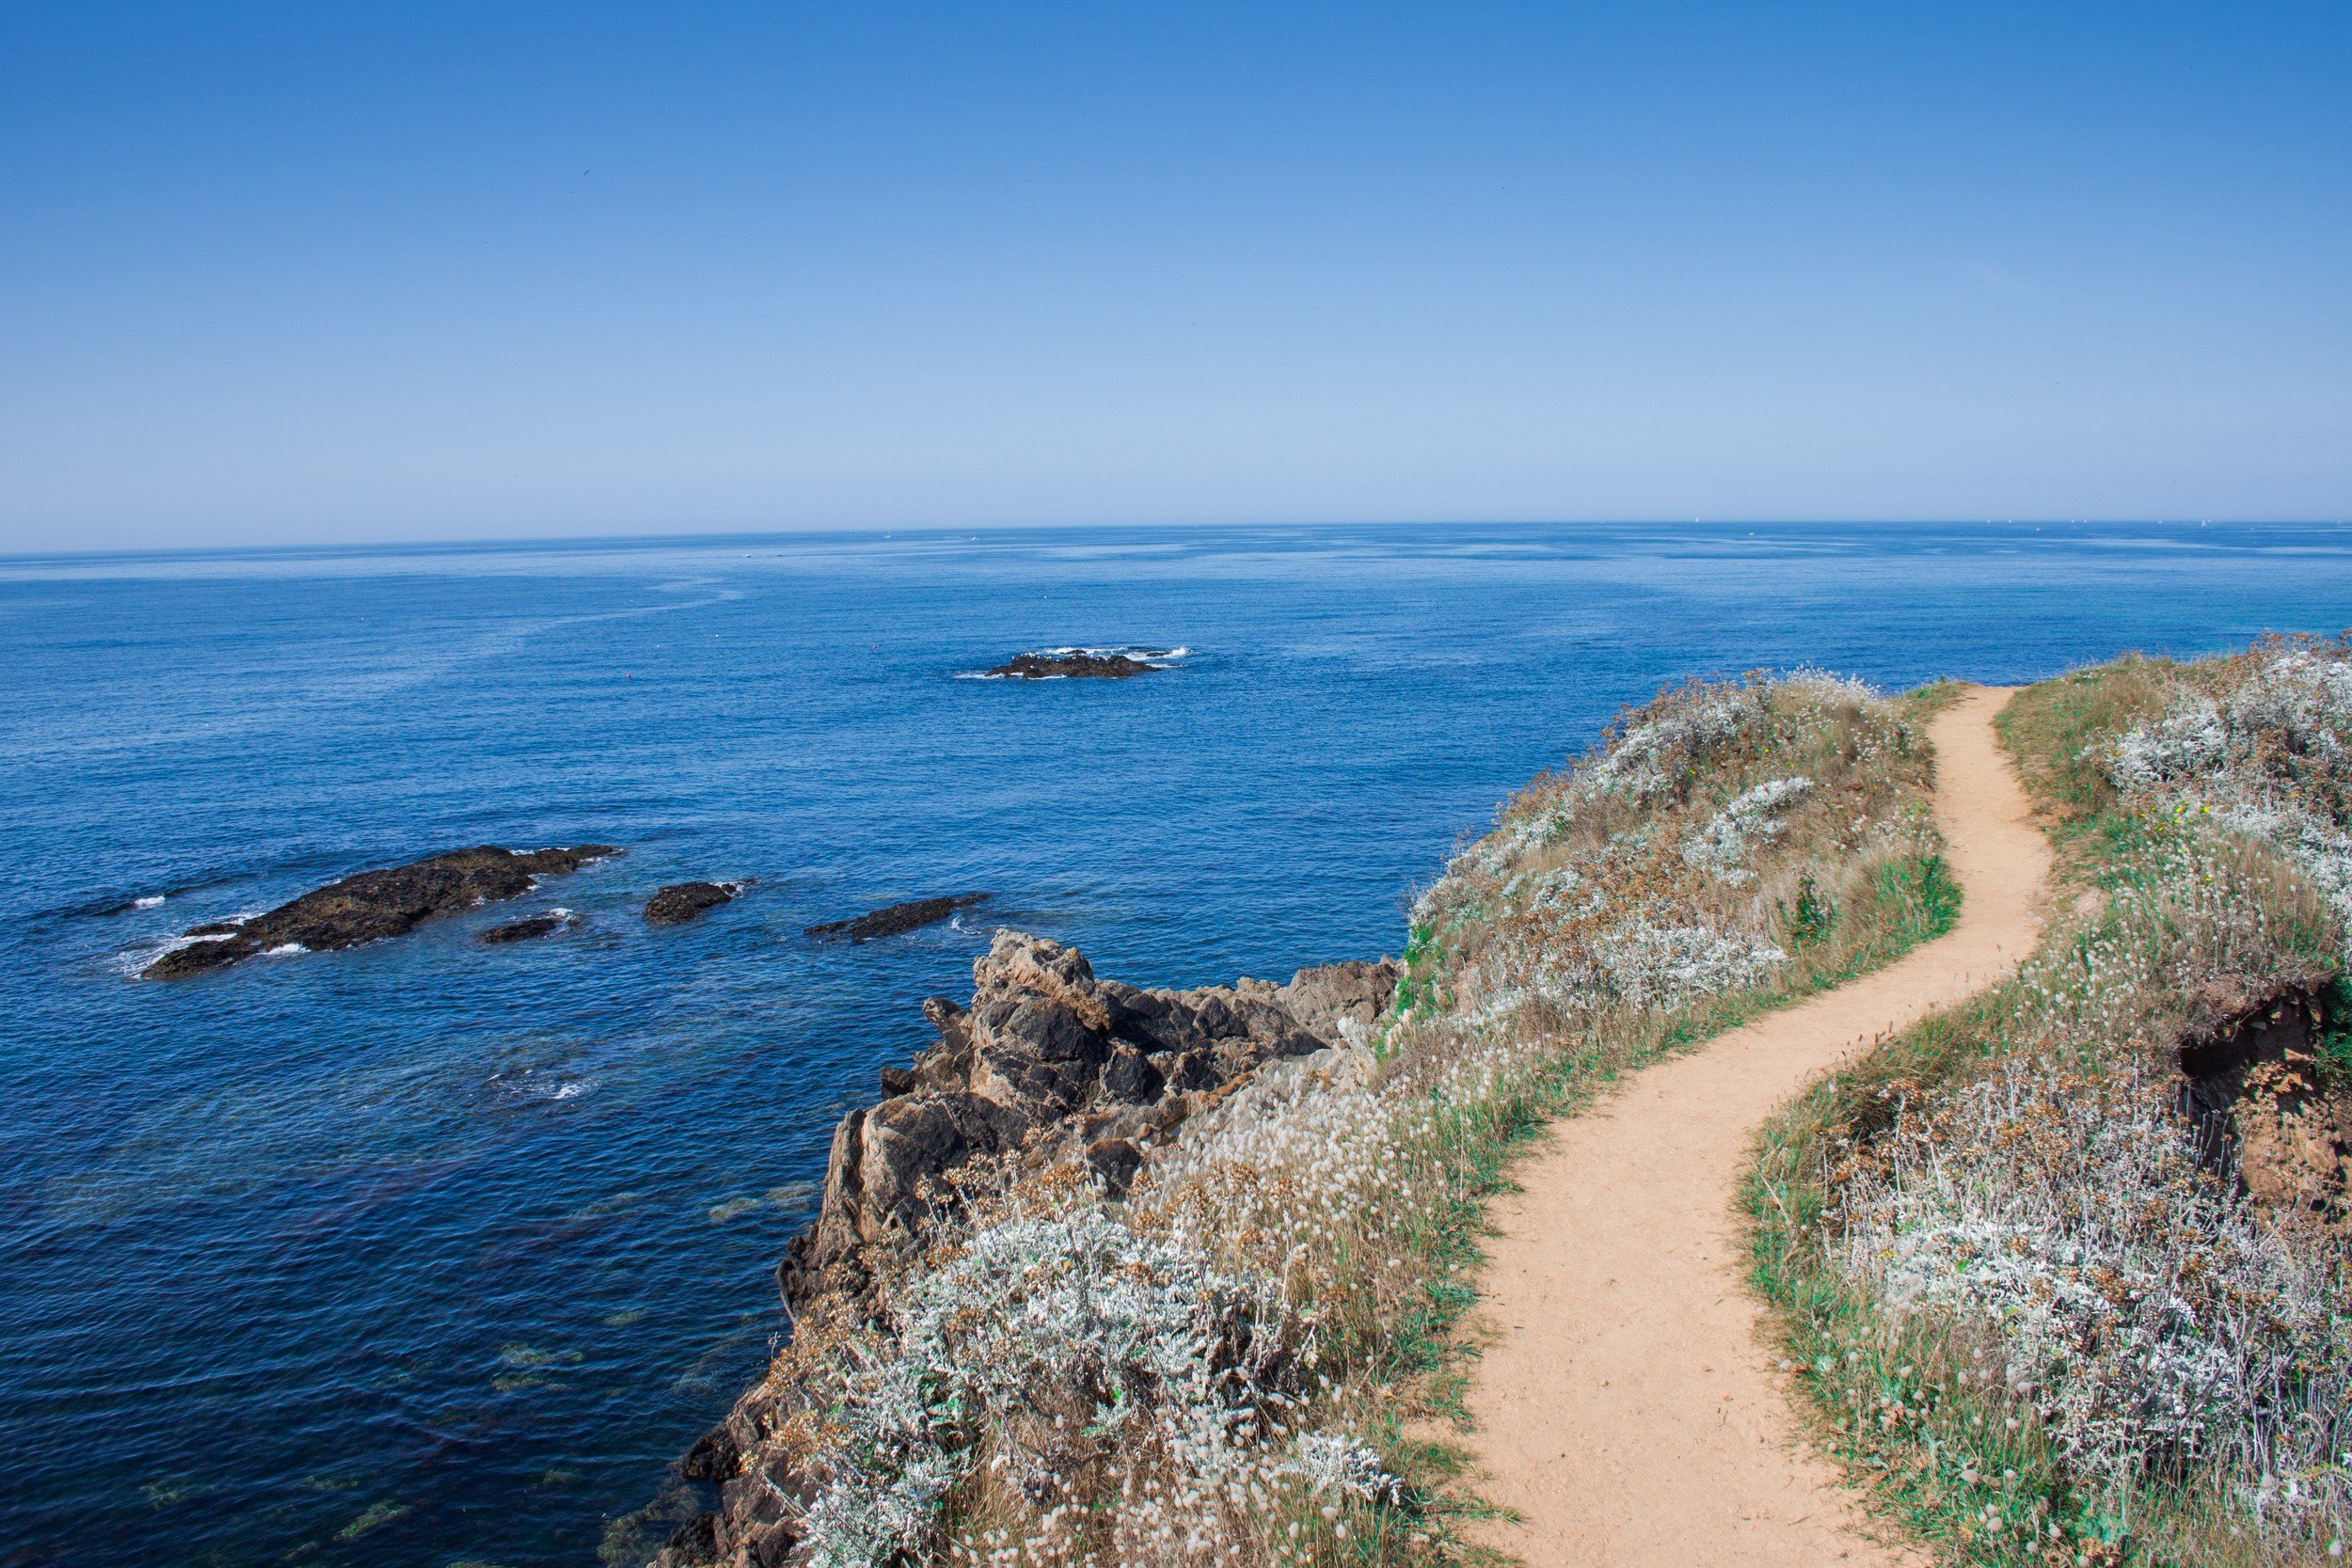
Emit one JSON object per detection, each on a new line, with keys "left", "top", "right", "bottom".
{"left": 3, "top": 521, "right": 2347, "bottom": 1566}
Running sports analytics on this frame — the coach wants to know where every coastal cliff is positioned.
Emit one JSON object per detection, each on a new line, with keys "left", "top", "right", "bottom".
{"left": 628, "top": 669, "right": 1959, "bottom": 1568}
{"left": 663, "top": 931, "right": 1397, "bottom": 1565}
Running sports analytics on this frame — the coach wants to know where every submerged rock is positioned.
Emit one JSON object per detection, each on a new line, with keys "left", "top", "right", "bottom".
{"left": 142, "top": 846, "right": 617, "bottom": 978}
{"left": 644, "top": 882, "right": 740, "bottom": 927}
{"left": 803, "top": 893, "right": 986, "bottom": 943}
{"left": 981, "top": 650, "right": 1159, "bottom": 679}
{"left": 478, "top": 912, "right": 573, "bottom": 945}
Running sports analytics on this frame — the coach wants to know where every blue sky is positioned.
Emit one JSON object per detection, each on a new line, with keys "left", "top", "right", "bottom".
{"left": 3, "top": 2, "right": 2346, "bottom": 549}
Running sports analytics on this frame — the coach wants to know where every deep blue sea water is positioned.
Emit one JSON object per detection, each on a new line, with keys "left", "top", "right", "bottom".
{"left": 4, "top": 521, "right": 2349, "bottom": 1567}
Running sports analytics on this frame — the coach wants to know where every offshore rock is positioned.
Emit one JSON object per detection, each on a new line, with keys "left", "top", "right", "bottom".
{"left": 644, "top": 882, "right": 740, "bottom": 926}
{"left": 982, "top": 650, "right": 1157, "bottom": 679}
{"left": 143, "top": 846, "right": 617, "bottom": 978}
{"left": 803, "top": 893, "right": 986, "bottom": 943}
{"left": 660, "top": 933, "right": 1395, "bottom": 1566}
{"left": 477, "top": 911, "right": 573, "bottom": 945}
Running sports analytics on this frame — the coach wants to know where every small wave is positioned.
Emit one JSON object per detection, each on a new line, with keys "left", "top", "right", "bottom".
{"left": 134, "top": 895, "right": 166, "bottom": 910}
{"left": 262, "top": 943, "right": 307, "bottom": 958}
{"left": 1038, "top": 644, "right": 1188, "bottom": 664}
{"left": 117, "top": 926, "right": 238, "bottom": 978}
{"left": 488, "top": 1067, "right": 596, "bottom": 1103}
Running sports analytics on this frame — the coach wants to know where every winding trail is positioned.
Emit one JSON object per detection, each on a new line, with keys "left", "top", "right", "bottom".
{"left": 1461, "top": 685, "right": 2052, "bottom": 1566}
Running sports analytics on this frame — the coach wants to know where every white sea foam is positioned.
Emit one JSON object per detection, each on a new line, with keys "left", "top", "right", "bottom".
{"left": 263, "top": 943, "right": 307, "bottom": 958}
{"left": 1039, "top": 644, "right": 1189, "bottom": 663}
{"left": 118, "top": 928, "right": 228, "bottom": 977}
{"left": 134, "top": 895, "right": 165, "bottom": 910}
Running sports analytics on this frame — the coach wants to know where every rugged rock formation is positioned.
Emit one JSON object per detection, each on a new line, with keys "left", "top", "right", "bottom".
{"left": 981, "top": 651, "right": 1159, "bottom": 679}
{"left": 780, "top": 932, "right": 1391, "bottom": 1305}
{"left": 803, "top": 894, "right": 986, "bottom": 943}
{"left": 645, "top": 882, "right": 740, "bottom": 926}
{"left": 664, "top": 932, "right": 1395, "bottom": 1566}
{"left": 477, "top": 911, "right": 574, "bottom": 944}
{"left": 144, "top": 846, "right": 617, "bottom": 978}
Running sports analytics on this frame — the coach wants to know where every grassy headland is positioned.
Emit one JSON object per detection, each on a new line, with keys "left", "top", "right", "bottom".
{"left": 691, "top": 671, "right": 1963, "bottom": 1568}
{"left": 1749, "top": 638, "right": 2352, "bottom": 1567}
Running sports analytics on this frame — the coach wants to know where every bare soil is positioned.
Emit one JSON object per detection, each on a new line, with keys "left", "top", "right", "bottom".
{"left": 1461, "top": 685, "right": 2051, "bottom": 1566}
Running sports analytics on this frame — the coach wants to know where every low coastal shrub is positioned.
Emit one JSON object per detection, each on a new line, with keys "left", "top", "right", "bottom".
{"left": 707, "top": 670, "right": 1961, "bottom": 1568}
{"left": 1751, "top": 636, "right": 2352, "bottom": 1567}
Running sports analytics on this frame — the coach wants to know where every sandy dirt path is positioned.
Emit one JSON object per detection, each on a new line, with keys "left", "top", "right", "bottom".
{"left": 1460, "top": 685, "right": 2051, "bottom": 1567}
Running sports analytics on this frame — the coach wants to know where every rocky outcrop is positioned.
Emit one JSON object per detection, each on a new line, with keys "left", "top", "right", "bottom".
{"left": 803, "top": 894, "right": 986, "bottom": 943}
{"left": 664, "top": 933, "right": 1395, "bottom": 1566}
{"left": 779, "top": 934, "right": 1391, "bottom": 1306}
{"left": 645, "top": 882, "right": 740, "bottom": 926}
{"left": 143, "top": 846, "right": 617, "bottom": 978}
{"left": 982, "top": 651, "right": 1158, "bottom": 679}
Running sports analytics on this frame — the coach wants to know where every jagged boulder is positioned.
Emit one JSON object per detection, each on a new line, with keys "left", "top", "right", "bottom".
{"left": 644, "top": 882, "right": 740, "bottom": 926}
{"left": 778, "top": 930, "right": 1396, "bottom": 1306}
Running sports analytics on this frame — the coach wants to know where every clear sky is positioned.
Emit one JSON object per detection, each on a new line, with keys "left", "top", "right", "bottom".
{"left": 3, "top": 2, "right": 2347, "bottom": 550}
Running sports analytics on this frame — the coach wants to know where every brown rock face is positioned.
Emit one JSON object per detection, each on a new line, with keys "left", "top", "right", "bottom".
{"left": 776, "top": 931, "right": 1391, "bottom": 1307}
{"left": 2174, "top": 984, "right": 2352, "bottom": 1228}
{"left": 654, "top": 933, "right": 1395, "bottom": 1567}
{"left": 142, "top": 846, "right": 617, "bottom": 978}
{"left": 2235, "top": 1062, "right": 2351, "bottom": 1228}
{"left": 644, "top": 882, "right": 740, "bottom": 926}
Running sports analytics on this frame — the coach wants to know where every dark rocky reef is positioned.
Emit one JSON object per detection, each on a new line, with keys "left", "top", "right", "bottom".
{"left": 645, "top": 882, "right": 741, "bottom": 927}
{"left": 477, "top": 911, "right": 575, "bottom": 945}
{"left": 803, "top": 894, "right": 986, "bottom": 943}
{"left": 660, "top": 931, "right": 1395, "bottom": 1565}
{"left": 982, "top": 650, "right": 1159, "bottom": 680}
{"left": 142, "top": 846, "right": 617, "bottom": 978}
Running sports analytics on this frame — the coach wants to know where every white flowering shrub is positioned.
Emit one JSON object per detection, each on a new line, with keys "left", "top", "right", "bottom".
{"left": 2100, "top": 636, "right": 2352, "bottom": 962}
{"left": 1683, "top": 777, "right": 1814, "bottom": 885}
{"left": 1838, "top": 1058, "right": 2352, "bottom": 1531}
{"left": 793, "top": 1208, "right": 1335, "bottom": 1568}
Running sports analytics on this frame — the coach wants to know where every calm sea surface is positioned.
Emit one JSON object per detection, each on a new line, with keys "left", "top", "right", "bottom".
{"left": 4, "top": 522, "right": 2348, "bottom": 1565}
